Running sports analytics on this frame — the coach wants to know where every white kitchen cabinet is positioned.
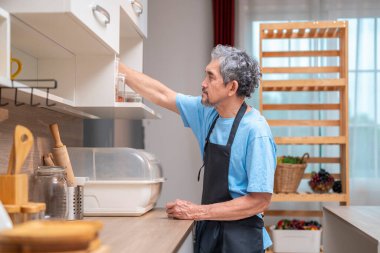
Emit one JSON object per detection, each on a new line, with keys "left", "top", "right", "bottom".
{"left": 0, "top": 7, "right": 10, "bottom": 80}
{"left": 0, "top": 1, "right": 160, "bottom": 119}
{"left": 0, "top": 0, "right": 119, "bottom": 54}
{"left": 121, "top": 0, "right": 148, "bottom": 38}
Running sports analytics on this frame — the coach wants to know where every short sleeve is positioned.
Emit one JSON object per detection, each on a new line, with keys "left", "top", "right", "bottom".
{"left": 246, "top": 136, "right": 277, "bottom": 193}
{"left": 176, "top": 93, "right": 209, "bottom": 147}
{"left": 176, "top": 93, "right": 203, "bottom": 128}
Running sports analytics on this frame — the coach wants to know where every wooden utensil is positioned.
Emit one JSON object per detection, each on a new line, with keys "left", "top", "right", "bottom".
{"left": 0, "top": 125, "right": 32, "bottom": 205}
{"left": 6, "top": 144, "right": 15, "bottom": 175}
{"left": 49, "top": 123, "right": 76, "bottom": 186}
{"left": 14, "top": 125, "right": 34, "bottom": 175}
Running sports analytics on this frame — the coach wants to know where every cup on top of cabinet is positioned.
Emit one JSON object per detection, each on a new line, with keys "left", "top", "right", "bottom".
{"left": 10, "top": 57, "right": 22, "bottom": 80}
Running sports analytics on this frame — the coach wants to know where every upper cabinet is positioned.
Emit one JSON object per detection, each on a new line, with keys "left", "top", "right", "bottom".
{"left": 0, "top": 7, "right": 10, "bottom": 80}
{"left": 121, "top": 0, "right": 147, "bottom": 38}
{"left": 0, "top": 0, "right": 120, "bottom": 55}
{"left": 0, "top": 1, "right": 159, "bottom": 119}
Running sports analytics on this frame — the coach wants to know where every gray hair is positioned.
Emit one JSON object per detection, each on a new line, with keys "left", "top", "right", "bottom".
{"left": 211, "top": 45, "right": 261, "bottom": 98}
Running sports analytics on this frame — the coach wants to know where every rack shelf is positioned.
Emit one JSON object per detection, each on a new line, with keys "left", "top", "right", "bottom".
{"left": 263, "top": 103, "right": 340, "bottom": 110}
{"left": 262, "top": 50, "right": 340, "bottom": 58}
{"left": 259, "top": 21, "right": 350, "bottom": 220}
{"left": 274, "top": 136, "right": 346, "bottom": 145}
{"left": 261, "top": 20, "right": 346, "bottom": 39}
{"left": 265, "top": 210, "right": 324, "bottom": 217}
{"left": 262, "top": 79, "right": 346, "bottom": 91}
{"left": 268, "top": 120, "right": 340, "bottom": 127}
{"left": 271, "top": 193, "right": 348, "bottom": 202}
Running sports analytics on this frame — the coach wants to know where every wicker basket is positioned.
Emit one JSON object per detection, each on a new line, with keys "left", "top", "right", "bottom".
{"left": 274, "top": 153, "right": 309, "bottom": 193}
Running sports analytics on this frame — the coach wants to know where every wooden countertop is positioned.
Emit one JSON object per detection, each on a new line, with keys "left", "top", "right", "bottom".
{"left": 323, "top": 206, "right": 380, "bottom": 243}
{"left": 87, "top": 209, "right": 194, "bottom": 253}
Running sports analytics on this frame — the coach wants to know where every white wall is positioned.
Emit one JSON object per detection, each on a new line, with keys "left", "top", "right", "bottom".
{"left": 143, "top": 0, "right": 213, "bottom": 206}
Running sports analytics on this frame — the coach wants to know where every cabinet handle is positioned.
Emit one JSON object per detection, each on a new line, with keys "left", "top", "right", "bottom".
{"left": 92, "top": 4, "right": 111, "bottom": 25}
{"left": 130, "top": 0, "right": 143, "bottom": 15}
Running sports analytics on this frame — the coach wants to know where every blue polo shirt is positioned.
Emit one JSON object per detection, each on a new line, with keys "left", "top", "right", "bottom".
{"left": 176, "top": 94, "right": 276, "bottom": 249}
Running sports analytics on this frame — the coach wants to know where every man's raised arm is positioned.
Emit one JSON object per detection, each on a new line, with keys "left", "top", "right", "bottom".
{"left": 119, "top": 63, "right": 179, "bottom": 114}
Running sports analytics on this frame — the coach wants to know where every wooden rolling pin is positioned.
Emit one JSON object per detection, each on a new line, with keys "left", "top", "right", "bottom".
{"left": 49, "top": 123, "right": 76, "bottom": 187}
{"left": 43, "top": 153, "right": 56, "bottom": 166}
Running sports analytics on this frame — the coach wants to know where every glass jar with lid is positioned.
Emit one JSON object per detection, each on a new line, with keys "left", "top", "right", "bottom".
{"left": 32, "top": 166, "right": 68, "bottom": 220}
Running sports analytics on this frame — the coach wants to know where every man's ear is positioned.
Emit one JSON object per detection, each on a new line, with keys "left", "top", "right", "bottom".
{"left": 228, "top": 80, "right": 239, "bottom": 96}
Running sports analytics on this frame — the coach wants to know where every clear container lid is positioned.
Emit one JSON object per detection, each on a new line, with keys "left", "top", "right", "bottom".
{"left": 36, "top": 166, "right": 66, "bottom": 176}
{"left": 67, "top": 147, "right": 163, "bottom": 181}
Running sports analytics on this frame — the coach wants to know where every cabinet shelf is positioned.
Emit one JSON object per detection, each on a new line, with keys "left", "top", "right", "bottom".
{"left": 78, "top": 103, "right": 161, "bottom": 120}
{"left": 0, "top": 77, "right": 160, "bottom": 119}
{"left": 0, "top": 77, "right": 98, "bottom": 118}
{"left": 272, "top": 193, "right": 348, "bottom": 202}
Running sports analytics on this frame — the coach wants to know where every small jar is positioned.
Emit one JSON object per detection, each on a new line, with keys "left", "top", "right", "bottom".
{"left": 32, "top": 166, "right": 68, "bottom": 220}
{"left": 21, "top": 203, "right": 40, "bottom": 222}
{"left": 4, "top": 204, "right": 22, "bottom": 225}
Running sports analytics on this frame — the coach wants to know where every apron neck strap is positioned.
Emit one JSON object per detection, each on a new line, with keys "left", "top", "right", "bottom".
{"left": 205, "top": 101, "right": 247, "bottom": 145}
{"left": 205, "top": 114, "right": 219, "bottom": 143}
{"left": 226, "top": 102, "right": 247, "bottom": 146}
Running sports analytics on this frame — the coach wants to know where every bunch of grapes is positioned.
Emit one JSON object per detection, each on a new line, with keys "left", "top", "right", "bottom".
{"left": 333, "top": 180, "right": 342, "bottom": 193}
{"left": 275, "top": 219, "right": 321, "bottom": 230}
{"left": 309, "top": 169, "right": 335, "bottom": 193}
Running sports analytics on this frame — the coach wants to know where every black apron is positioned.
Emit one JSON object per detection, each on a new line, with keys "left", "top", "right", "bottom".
{"left": 194, "top": 102, "right": 264, "bottom": 253}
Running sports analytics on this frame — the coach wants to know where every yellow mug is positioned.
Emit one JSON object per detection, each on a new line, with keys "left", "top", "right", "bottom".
{"left": 11, "top": 58, "right": 23, "bottom": 80}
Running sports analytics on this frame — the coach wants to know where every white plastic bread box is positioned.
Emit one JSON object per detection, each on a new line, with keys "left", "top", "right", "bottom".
{"left": 67, "top": 147, "right": 165, "bottom": 216}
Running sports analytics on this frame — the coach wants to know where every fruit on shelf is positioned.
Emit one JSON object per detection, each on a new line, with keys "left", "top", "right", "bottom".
{"left": 333, "top": 180, "right": 342, "bottom": 193}
{"left": 308, "top": 168, "right": 335, "bottom": 193}
{"left": 275, "top": 219, "right": 321, "bottom": 230}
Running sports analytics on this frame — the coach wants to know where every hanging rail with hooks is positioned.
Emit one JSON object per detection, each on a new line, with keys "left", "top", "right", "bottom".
{"left": 0, "top": 79, "right": 58, "bottom": 107}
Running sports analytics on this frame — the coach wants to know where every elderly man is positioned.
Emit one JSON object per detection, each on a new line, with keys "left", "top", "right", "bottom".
{"left": 119, "top": 45, "right": 276, "bottom": 253}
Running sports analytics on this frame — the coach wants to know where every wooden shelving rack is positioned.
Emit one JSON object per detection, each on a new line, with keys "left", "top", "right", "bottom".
{"left": 259, "top": 21, "right": 349, "bottom": 217}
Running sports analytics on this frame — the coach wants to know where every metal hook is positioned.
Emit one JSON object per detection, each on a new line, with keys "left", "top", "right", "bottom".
{"left": 0, "top": 88, "right": 9, "bottom": 106}
{"left": 2, "top": 79, "right": 58, "bottom": 107}
{"left": 45, "top": 88, "right": 56, "bottom": 107}
{"left": 14, "top": 88, "right": 25, "bottom": 106}
{"left": 30, "top": 88, "right": 40, "bottom": 107}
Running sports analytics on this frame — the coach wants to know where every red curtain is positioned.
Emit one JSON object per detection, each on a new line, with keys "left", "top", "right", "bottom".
{"left": 212, "top": 0, "right": 235, "bottom": 47}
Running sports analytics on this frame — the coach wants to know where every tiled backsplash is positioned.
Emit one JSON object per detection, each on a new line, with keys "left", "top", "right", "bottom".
{"left": 0, "top": 103, "right": 83, "bottom": 175}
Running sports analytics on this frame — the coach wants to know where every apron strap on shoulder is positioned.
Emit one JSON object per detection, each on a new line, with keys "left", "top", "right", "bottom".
{"left": 227, "top": 102, "right": 247, "bottom": 146}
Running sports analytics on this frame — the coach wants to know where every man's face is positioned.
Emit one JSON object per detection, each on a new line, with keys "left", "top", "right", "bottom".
{"left": 201, "top": 59, "right": 229, "bottom": 107}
